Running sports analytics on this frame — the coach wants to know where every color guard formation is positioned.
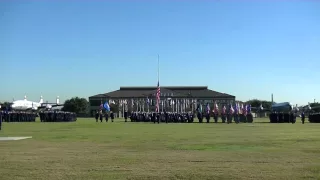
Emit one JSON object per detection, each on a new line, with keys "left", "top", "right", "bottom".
{"left": 126, "top": 102, "right": 254, "bottom": 124}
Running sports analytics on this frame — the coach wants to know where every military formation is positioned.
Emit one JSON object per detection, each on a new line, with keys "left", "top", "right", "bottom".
{"left": 308, "top": 113, "right": 320, "bottom": 123}
{"left": 269, "top": 112, "right": 297, "bottom": 124}
{"left": 127, "top": 111, "right": 254, "bottom": 124}
{"left": 0, "top": 111, "right": 37, "bottom": 122}
{"left": 38, "top": 111, "right": 77, "bottom": 122}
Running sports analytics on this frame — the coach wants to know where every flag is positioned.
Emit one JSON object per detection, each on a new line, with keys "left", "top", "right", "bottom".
{"left": 206, "top": 103, "right": 210, "bottom": 114}
{"left": 155, "top": 81, "right": 160, "bottom": 112}
{"left": 243, "top": 104, "right": 247, "bottom": 116}
{"left": 146, "top": 98, "right": 150, "bottom": 105}
{"left": 260, "top": 104, "right": 263, "bottom": 110}
{"left": 230, "top": 105, "right": 234, "bottom": 114}
{"left": 247, "top": 104, "right": 251, "bottom": 113}
{"left": 222, "top": 105, "right": 226, "bottom": 114}
{"left": 99, "top": 103, "right": 103, "bottom": 110}
{"left": 103, "top": 102, "right": 110, "bottom": 111}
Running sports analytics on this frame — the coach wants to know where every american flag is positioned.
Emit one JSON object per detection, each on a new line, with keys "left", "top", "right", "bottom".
{"left": 155, "top": 81, "right": 160, "bottom": 112}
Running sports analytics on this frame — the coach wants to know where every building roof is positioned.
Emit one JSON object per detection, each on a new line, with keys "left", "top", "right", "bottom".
{"left": 119, "top": 86, "right": 208, "bottom": 91}
{"left": 89, "top": 86, "right": 235, "bottom": 99}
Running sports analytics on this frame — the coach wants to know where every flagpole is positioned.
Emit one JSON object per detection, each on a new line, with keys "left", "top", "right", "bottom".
{"left": 158, "top": 54, "right": 160, "bottom": 84}
{"left": 157, "top": 54, "right": 160, "bottom": 113}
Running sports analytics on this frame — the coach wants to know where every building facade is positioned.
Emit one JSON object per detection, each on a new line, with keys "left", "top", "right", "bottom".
{"left": 89, "top": 86, "right": 236, "bottom": 117}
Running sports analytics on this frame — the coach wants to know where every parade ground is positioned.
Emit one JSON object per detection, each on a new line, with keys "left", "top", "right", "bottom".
{"left": 1, "top": 118, "right": 320, "bottom": 180}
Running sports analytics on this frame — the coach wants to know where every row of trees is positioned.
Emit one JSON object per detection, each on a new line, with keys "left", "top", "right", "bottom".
{"left": 62, "top": 97, "right": 119, "bottom": 113}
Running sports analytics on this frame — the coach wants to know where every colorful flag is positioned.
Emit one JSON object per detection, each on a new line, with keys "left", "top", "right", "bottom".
{"left": 206, "top": 103, "right": 210, "bottom": 114}
{"left": 222, "top": 105, "right": 226, "bottom": 114}
{"left": 155, "top": 81, "right": 160, "bottom": 112}
{"left": 243, "top": 104, "right": 247, "bottom": 116}
{"left": 103, "top": 102, "right": 110, "bottom": 111}
{"left": 214, "top": 102, "right": 219, "bottom": 113}
{"left": 247, "top": 104, "right": 251, "bottom": 113}
{"left": 230, "top": 104, "right": 234, "bottom": 114}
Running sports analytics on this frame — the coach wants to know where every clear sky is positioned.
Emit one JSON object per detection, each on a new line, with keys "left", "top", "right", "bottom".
{"left": 1, "top": 1, "right": 319, "bottom": 105}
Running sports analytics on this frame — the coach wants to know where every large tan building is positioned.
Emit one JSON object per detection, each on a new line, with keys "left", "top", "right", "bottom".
{"left": 89, "top": 86, "right": 235, "bottom": 116}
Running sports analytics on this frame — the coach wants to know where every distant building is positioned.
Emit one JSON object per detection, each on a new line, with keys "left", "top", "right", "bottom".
{"left": 88, "top": 86, "right": 235, "bottom": 116}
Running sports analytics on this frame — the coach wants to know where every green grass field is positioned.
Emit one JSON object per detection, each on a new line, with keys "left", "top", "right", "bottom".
{"left": 1, "top": 118, "right": 320, "bottom": 180}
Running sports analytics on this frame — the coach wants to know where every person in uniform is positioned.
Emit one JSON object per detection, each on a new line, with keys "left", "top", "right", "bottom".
{"left": 221, "top": 106, "right": 226, "bottom": 123}
{"left": 227, "top": 105, "right": 234, "bottom": 124}
{"left": 110, "top": 111, "right": 114, "bottom": 122}
{"left": 289, "top": 112, "right": 295, "bottom": 124}
{"left": 164, "top": 111, "right": 168, "bottom": 123}
{"left": 105, "top": 112, "right": 109, "bottom": 122}
{"left": 99, "top": 110, "right": 103, "bottom": 122}
{"left": 95, "top": 111, "right": 99, "bottom": 122}
{"left": 206, "top": 111, "right": 210, "bottom": 123}
{"left": 301, "top": 111, "right": 305, "bottom": 124}
{"left": 154, "top": 112, "right": 159, "bottom": 124}
{"left": 124, "top": 111, "right": 128, "bottom": 122}
{"left": 152, "top": 112, "right": 156, "bottom": 124}
{"left": 0, "top": 111, "right": 2, "bottom": 131}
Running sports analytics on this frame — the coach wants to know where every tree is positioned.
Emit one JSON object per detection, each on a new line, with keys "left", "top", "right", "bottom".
{"left": 62, "top": 97, "right": 89, "bottom": 114}
{"left": 0, "top": 101, "right": 11, "bottom": 110}
{"left": 246, "top": 99, "right": 273, "bottom": 109}
{"left": 109, "top": 103, "right": 119, "bottom": 112}
{"left": 310, "top": 103, "right": 320, "bottom": 107}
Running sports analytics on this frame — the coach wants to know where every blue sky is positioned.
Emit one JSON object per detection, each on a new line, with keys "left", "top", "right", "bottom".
{"left": 1, "top": 1, "right": 319, "bottom": 105}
